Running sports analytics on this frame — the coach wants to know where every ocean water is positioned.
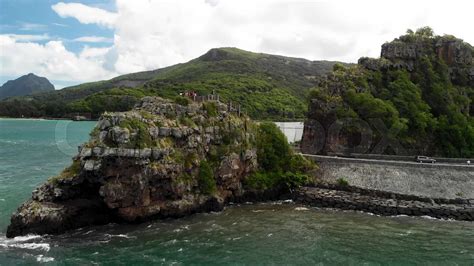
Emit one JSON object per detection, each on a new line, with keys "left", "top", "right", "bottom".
{"left": 1, "top": 119, "right": 473, "bottom": 265}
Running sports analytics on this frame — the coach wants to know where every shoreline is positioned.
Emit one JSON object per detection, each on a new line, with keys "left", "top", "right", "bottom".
{"left": 294, "top": 185, "right": 474, "bottom": 221}
{"left": 0, "top": 117, "right": 97, "bottom": 122}
{"left": 3, "top": 199, "right": 468, "bottom": 239}
{"left": 6, "top": 184, "right": 473, "bottom": 238}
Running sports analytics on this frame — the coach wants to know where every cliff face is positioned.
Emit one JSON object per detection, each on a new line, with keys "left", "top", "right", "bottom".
{"left": 0, "top": 73, "right": 55, "bottom": 100}
{"left": 302, "top": 30, "right": 474, "bottom": 157}
{"left": 7, "top": 97, "right": 261, "bottom": 238}
{"left": 362, "top": 35, "right": 474, "bottom": 86}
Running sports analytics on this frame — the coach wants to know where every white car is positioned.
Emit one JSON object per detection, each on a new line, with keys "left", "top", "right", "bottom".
{"left": 415, "top": 156, "right": 436, "bottom": 164}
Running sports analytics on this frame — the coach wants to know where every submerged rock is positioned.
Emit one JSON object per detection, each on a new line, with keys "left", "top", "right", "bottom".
{"left": 7, "top": 97, "right": 265, "bottom": 238}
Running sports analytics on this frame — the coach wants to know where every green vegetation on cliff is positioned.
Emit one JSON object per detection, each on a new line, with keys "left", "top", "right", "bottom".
{"left": 0, "top": 48, "right": 339, "bottom": 120}
{"left": 246, "top": 122, "right": 315, "bottom": 190}
{"left": 198, "top": 161, "right": 216, "bottom": 195}
{"left": 307, "top": 27, "right": 473, "bottom": 157}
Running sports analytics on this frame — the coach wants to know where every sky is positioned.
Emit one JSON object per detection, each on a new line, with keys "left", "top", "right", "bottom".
{"left": 0, "top": 0, "right": 473, "bottom": 89}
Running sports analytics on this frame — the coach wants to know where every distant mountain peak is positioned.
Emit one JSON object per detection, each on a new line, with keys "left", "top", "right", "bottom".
{"left": 199, "top": 47, "right": 255, "bottom": 61}
{"left": 0, "top": 73, "right": 55, "bottom": 100}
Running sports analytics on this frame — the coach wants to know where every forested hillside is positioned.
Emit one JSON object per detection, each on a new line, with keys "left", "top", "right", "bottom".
{"left": 0, "top": 48, "right": 339, "bottom": 120}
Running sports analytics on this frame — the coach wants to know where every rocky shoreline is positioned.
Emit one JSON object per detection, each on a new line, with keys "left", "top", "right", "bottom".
{"left": 8, "top": 184, "right": 472, "bottom": 238}
{"left": 6, "top": 96, "right": 472, "bottom": 238}
{"left": 294, "top": 185, "right": 474, "bottom": 221}
{"left": 6, "top": 96, "right": 315, "bottom": 238}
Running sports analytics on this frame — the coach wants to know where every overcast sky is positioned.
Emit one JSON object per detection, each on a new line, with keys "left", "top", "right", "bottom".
{"left": 0, "top": 0, "right": 473, "bottom": 89}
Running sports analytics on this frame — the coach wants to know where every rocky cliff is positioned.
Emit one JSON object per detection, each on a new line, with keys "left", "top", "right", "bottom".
{"left": 7, "top": 97, "right": 276, "bottom": 238}
{"left": 360, "top": 32, "right": 473, "bottom": 86}
{"left": 302, "top": 28, "right": 474, "bottom": 157}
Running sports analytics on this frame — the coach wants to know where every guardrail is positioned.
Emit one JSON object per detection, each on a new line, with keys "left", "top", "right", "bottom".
{"left": 302, "top": 153, "right": 474, "bottom": 170}
{"left": 325, "top": 152, "right": 473, "bottom": 165}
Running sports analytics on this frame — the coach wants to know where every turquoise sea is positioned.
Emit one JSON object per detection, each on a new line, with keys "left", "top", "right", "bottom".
{"left": 0, "top": 118, "right": 473, "bottom": 265}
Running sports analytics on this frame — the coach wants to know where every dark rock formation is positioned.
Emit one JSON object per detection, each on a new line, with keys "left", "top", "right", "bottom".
{"left": 295, "top": 186, "right": 474, "bottom": 221}
{"left": 0, "top": 73, "right": 54, "bottom": 100}
{"left": 370, "top": 35, "right": 473, "bottom": 86}
{"left": 7, "top": 97, "right": 264, "bottom": 238}
{"left": 300, "top": 68, "right": 372, "bottom": 155}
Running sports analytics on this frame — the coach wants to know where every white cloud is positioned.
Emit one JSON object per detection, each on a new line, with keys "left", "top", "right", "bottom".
{"left": 0, "top": 35, "right": 116, "bottom": 84}
{"left": 1, "top": 34, "right": 50, "bottom": 42}
{"left": 51, "top": 2, "right": 117, "bottom": 28}
{"left": 52, "top": 23, "right": 69, "bottom": 27}
{"left": 73, "top": 36, "right": 113, "bottom": 43}
{"left": 18, "top": 22, "right": 48, "bottom": 31}
{"left": 3, "top": 0, "right": 474, "bottom": 86}
{"left": 54, "top": 0, "right": 473, "bottom": 74}
{"left": 111, "top": 0, "right": 472, "bottom": 72}
{"left": 79, "top": 46, "right": 111, "bottom": 58}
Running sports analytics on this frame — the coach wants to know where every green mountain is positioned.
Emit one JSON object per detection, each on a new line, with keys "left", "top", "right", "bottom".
{"left": 301, "top": 27, "right": 474, "bottom": 157}
{"left": 0, "top": 73, "right": 55, "bottom": 100}
{"left": 0, "top": 48, "right": 340, "bottom": 120}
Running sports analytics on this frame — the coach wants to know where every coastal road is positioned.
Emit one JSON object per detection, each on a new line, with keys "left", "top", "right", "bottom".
{"left": 300, "top": 153, "right": 474, "bottom": 169}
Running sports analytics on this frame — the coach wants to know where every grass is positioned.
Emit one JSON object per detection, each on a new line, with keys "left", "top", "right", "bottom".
{"left": 203, "top": 102, "right": 218, "bottom": 117}
{"left": 179, "top": 116, "right": 196, "bottom": 128}
{"left": 48, "top": 160, "right": 81, "bottom": 184}
{"left": 119, "top": 118, "right": 153, "bottom": 148}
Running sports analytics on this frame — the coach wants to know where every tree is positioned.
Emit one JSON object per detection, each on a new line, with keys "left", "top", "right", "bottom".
{"left": 415, "top": 26, "right": 434, "bottom": 38}
{"left": 256, "top": 122, "right": 291, "bottom": 172}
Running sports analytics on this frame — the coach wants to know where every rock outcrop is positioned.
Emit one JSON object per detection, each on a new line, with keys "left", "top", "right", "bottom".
{"left": 302, "top": 29, "right": 474, "bottom": 156}
{"left": 7, "top": 97, "right": 263, "bottom": 238}
{"left": 360, "top": 34, "right": 474, "bottom": 86}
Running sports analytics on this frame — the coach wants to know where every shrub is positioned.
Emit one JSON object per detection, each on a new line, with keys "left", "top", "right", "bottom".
{"left": 198, "top": 161, "right": 216, "bottom": 194}
{"left": 184, "top": 152, "right": 198, "bottom": 169}
{"left": 203, "top": 102, "right": 218, "bottom": 117}
{"left": 89, "top": 126, "right": 100, "bottom": 138}
{"left": 49, "top": 160, "right": 81, "bottom": 184}
{"left": 179, "top": 116, "right": 196, "bottom": 127}
{"left": 246, "top": 171, "right": 310, "bottom": 190}
{"left": 333, "top": 62, "right": 346, "bottom": 72}
{"left": 256, "top": 122, "right": 291, "bottom": 172}
{"left": 279, "top": 172, "right": 310, "bottom": 189}
{"left": 289, "top": 154, "right": 317, "bottom": 173}
{"left": 244, "top": 122, "right": 316, "bottom": 191}
{"left": 120, "top": 118, "right": 153, "bottom": 148}
{"left": 245, "top": 171, "right": 277, "bottom": 190}
{"left": 337, "top": 178, "right": 349, "bottom": 186}
{"left": 174, "top": 96, "right": 191, "bottom": 106}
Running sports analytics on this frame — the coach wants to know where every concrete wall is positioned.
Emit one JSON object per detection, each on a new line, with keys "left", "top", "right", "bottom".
{"left": 330, "top": 153, "right": 473, "bottom": 165}
{"left": 305, "top": 155, "right": 474, "bottom": 199}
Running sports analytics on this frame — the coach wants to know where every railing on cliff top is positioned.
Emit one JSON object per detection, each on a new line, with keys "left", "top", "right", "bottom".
{"left": 188, "top": 93, "right": 243, "bottom": 116}
{"left": 188, "top": 92, "right": 307, "bottom": 145}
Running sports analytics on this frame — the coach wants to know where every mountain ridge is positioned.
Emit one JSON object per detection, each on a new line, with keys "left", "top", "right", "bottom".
{"left": 0, "top": 47, "right": 342, "bottom": 120}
